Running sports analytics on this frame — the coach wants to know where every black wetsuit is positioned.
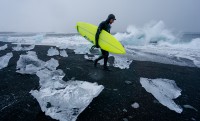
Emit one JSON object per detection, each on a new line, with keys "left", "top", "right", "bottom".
{"left": 94, "top": 16, "right": 113, "bottom": 68}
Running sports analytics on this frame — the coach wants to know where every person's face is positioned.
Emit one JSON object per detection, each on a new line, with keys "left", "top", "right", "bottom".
{"left": 109, "top": 19, "right": 115, "bottom": 24}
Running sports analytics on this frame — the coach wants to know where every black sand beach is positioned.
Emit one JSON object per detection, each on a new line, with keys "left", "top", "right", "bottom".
{"left": 0, "top": 42, "right": 200, "bottom": 121}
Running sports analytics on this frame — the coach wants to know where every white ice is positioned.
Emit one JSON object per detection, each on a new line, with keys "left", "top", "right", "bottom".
{"left": 131, "top": 102, "right": 139, "bottom": 109}
{"left": 60, "top": 50, "right": 68, "bottom": 57}
{"left": 47, "top": 47, "right": 59, "bottom": 56}
{"left": 112, "top": 54, "right": 132, "bottom": 69}
{"left": 73, "top": 44, "right": 92, "bottom": 54}
{"left": 16, "top": 51, "right": 45, "bottom": 74}
{"left": 17, "top": 53, "right": 105, "bottom": 121}
{"left": 183, "top": 105, "right": 198, "bottom": 112}
{"left": 125, "top": 81, "right": 132, "bottom": 85}
{"left": 16, "top": 51, "right": 60, "bottom": 75}
{"left": 1, "top": 33, "right": 133, "bottom": 70}
{"left": 123, "top": 118, "right": 128, "bottom": 121}
{"left": 0, "top": 44, "right": 7, "bottom": 50}
{"left": 5, "top": 34, "right": 45, "bottom": 44}
{"left": 12, "top": 44, "right": 35, "bottom": 51}
{"left": 0, "top": 53, "right": 13, "bottom": 69}
{"left": 140, "top": 78, "right": 183, "bottom": 113}
{"left": 57, "top": 44, "right": 68, "bottom": 49}
{"left": 44, "top": 58, "right": 59, "bottom": 70}
{"left": 31, "top": 81, "right": 104, "bottom": 121}
{"left": 30, "top": 57, "right": 104, "bottom": 121}
{"left": 5, "top": 34, "right": 88, "bottom": 48}
{"left": 3, "top": 21, "right": 200, "bottom": 69}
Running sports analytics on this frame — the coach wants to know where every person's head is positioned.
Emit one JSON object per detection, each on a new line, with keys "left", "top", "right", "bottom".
{"left": 107, "top": 14, "right": 116, "bottom": 24}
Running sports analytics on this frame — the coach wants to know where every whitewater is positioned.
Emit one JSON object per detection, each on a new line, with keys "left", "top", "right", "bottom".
{"left": 1, "top": 21, "right": 199, "bottom": 69}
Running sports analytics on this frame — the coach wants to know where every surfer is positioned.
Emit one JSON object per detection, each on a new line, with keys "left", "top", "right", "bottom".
{"left": 93, "top": 14, "right": 116, "bottom": 71}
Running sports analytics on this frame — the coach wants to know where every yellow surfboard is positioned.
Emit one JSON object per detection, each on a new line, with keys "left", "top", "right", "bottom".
{"left": 76, "top": 22, "right": 126, "bottom": 54}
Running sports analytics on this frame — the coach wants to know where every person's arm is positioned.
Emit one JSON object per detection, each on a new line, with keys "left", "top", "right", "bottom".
{"left": 95, "top": 22, "right": 104, "bottom": 48}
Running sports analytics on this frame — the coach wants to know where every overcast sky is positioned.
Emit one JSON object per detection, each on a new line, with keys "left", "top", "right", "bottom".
{"left": 0, "top": 0, "right": 200, "bottom": 33}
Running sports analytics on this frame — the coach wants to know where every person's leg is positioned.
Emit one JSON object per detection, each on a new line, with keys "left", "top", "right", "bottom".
{"left": 94, "top": 49, "right": 105, "bottom": 67}
{"left": 103, "top": 51, "right": 109, "bottom": 68}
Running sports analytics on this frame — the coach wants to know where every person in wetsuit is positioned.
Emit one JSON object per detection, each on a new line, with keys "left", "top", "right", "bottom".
{"left": 93, "top": 14, "right": 116, "bottom": 71}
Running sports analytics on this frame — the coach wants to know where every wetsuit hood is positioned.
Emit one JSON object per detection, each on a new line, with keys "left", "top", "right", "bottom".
{"left": 106, "top": 14, "right": 116, "bottom": 23}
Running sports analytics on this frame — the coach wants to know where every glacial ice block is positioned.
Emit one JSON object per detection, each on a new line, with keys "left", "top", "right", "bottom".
{"left": 140, "top": 78, "right": 183, "bottom": 113}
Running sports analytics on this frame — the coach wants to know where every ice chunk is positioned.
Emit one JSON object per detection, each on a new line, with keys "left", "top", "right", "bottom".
{"left": 36, "top": 68, "right": 65, "bottom": 88}
{"left": 16, "top": 51, "right": 45, "bottom": 74}
{"left": 27, "top": 55, "right": 104, "bottom": 121}
{"left": 25, "top": 45, "right": 35, "bottom": 51}
{"left": 112, "top": 55, "right": 132, "bottom": 69}
{"left": 123, "top": 118, "right": 128, "bottom": 121}
{"left": 47, "top": 47, "right": 59, "bottom": 56}
{"left": 12, "top": 44, "right": 35, "bottom": 51}
{"left": 73, "top": 45, "right": 91, "bottom": 54}
{"left": 183, "top": 105, "right": 198, "bottom": 112}
{"left": 0, "top": 44, "right": 7, "bottom": 51}
{"left": 12, "top": 44, "right": 23, "bottom": 51}
{"left": 30, "top": 81, "right": 104, "bottom": 121}
{"left": 125, "top": 80, "right": 132, "bottom": 85}
{"left": 191, "top": 118, "right": 196, "bottom": 121}
{"left": 128, "top": 116, "right": 133, "bottom": 119}
{"left": 16, "top": 51, "right": 60, "bottom": 75}
{"left": 60, "top": 50, "right": 68, "bottom": 57}
{"left": 123, "top": 109, "right": 128, "bottom": 112}
{"left": 44, "top": 58, "right": 59, "bottom": 71}
{"left": 131, "top": 102, "right": 139, "bottom": 109}
{"left": 57, "top": 44, "right": 68, "bottom": 49}
{"left": 140, "top": 78, "right": 183, "bottom": 113}
{"left": 0, "top": 53, "right": 13, "bottom": 69}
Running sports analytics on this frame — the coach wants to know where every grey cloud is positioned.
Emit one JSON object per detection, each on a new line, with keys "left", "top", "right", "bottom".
{"left": 0, "top": 0, "right": 199, "bottom": 33}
